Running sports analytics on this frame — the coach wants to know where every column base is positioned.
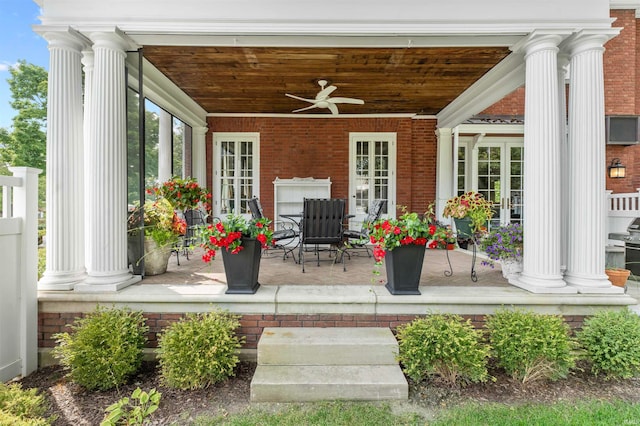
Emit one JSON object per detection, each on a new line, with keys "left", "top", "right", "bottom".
{"left": 76, "top": 272, "right": 141, "bottom": 292}
{"left": 510, "top": 273, "right": 577, "bottom": 294}
{"left": 38, "top": 270, "right": 87, "bottom": 291}
{"left": 564, "top": 273, "right": 625, "bottom": 294}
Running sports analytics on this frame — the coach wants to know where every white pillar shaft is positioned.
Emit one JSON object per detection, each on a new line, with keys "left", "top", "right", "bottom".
{"left": 564, "top": 35, "right": 619, "bottom": 292}
{"left": 38, "top": 32, "right": 87, "bottom": 290}
{"left": 435, "top": 127, "right": 454, "bottom": 221}
{"left": 82, "top": 50, "right": 94, "bottom": 274}
{"left": 513, "top": 35, "right": 570, "bottom": 292}
{"left": 80, "top": 32, "right": 139, "bottom": 291}
{"left": 158, "top": 109, "right": 173, "bottom": 182}
{"left": 558, "top": 54, "right": 569, "bottom": 272}
{"left": 192, "top": 126, "right": 208, "bottom": 187}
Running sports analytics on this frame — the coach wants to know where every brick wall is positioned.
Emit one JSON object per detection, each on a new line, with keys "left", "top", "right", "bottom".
{"left": 205, "top": 116, "right": 439, "bottom": 216}
{"left": 39, "top": 312, "right": 587, "bottom": 351}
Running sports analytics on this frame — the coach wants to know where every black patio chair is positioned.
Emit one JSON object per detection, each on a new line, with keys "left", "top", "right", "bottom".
{"left": 343, "top": 199, "right": 387, "bottom": 258}
{"left": 248, "top": 197, "right": 299, "bottom": 261}
{"left": 299, "top": 198, "right": 346, "bottom": 273}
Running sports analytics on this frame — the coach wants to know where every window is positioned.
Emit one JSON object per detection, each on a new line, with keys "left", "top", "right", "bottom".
{"left": 606, "top": 116, "right": 639, "bottom": 145}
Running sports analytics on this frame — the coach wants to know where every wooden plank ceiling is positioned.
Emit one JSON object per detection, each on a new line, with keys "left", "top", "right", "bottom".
{"left": 143, "top": 46, "right": 511, "bottom": 115}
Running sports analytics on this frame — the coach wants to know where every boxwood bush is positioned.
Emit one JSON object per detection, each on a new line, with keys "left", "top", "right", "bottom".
{"left": 396, "top": 314, "right": 490, "bottom": 386}
{"left": 52, "top": 306, "right": 148, "bottom": 390}
{"left": 577, "top": 308, "right": 640, "bottom": 379}
{"left": 157, "top": 310, "right": 244, "bottom": 389}
{"left": 485, "top": 308, "right": 576, "bottom": 384}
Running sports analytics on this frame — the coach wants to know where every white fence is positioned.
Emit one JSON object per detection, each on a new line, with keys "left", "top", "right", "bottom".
{"left": 0, "top": 167, "right": 40, "bottom": 382}
{"left": 607, "top": 189, "right": 640, "bottom": 239}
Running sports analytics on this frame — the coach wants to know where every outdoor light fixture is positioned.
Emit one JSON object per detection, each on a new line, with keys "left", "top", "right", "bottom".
{"left": 608, "top": 158, "right": 626, "bottom": 178}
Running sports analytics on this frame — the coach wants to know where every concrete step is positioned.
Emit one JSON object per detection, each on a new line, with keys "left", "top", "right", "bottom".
{"left": 250, "top": 364, "right": 408, "bottom": 402}
{"left": 257, "top": 327, "right": 398, "bottom": 365}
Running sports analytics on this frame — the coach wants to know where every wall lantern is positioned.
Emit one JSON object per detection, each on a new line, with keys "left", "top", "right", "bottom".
{"left": 608, "top": 158, "right": 626, "bottom": 178}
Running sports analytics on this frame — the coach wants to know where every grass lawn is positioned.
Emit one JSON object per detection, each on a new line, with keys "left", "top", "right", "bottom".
{"left": 191, "top": 399, "right": 640, "bottom": 426}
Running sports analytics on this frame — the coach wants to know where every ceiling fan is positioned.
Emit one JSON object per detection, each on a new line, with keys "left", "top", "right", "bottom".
{"left": 285, "top": 80, "right": 364, "bottom": 115}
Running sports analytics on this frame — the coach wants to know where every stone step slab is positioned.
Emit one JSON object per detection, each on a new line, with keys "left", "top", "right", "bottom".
{"left": 257, "top": 327, "right": 398, "bottom": 365}
{"left": 250, "top": 364, "right": 408, "bottom": 402}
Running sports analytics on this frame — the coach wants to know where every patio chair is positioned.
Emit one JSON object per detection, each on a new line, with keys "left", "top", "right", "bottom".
{"left": 343, "top": 199, "right": 387, "bottom": 258}
{"left": 299, "top": 198, "right": 346, "bottom": 272}
{"left": 248, "top": 197, "right": 299, "bottom": 261}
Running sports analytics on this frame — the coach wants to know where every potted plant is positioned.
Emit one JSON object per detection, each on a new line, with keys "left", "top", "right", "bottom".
{"left": 442, "top": 191, "right": 494, "bottom": 240}
{"left": 147, "top": 176, "right": 212, "bottom": 212}
{"left": 127, "top": 198, "right": 187, "bottom": 275}
{"left": 201, "top": 214, "right": 273, "bottom": 294}
{"left": 369, "top": 208, "right": 445, "bottom": 295}
{"left": 480, "top": 223, "right": 523, "bottom": 278}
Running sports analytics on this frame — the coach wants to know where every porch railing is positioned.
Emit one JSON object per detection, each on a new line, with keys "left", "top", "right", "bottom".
{"left": 607, "top": 189, "right": 640, "bottom": 240}
{"left": 0, "top": 167, "right": 41, "bottom": 381}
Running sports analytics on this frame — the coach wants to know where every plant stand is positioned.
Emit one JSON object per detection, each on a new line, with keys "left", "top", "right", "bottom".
{"left": 384, "top": 244, "right": 426, "bottom": 295}
{"left": 447, "top": 218, "right": 478, "bottom": 282}
{"left": 221, "top": 238, "right": 262, "bottom": 294}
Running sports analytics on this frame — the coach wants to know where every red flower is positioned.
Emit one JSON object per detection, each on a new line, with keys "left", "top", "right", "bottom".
{"left": 429, "top": 224, "right": 436, "bottom": 235}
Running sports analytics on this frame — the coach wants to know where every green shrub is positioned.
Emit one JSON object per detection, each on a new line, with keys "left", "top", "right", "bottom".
{"left": 51, "top": 306, "right": 148, "bottom": 390}
{"left": 157, "top": 310, "right": 244, "bottom": 389}
{"left": 0, "top": 382, "right": 51, "bottom": 425}
{"left": 396, "top": 314, "right": 490, "bottom": 386}
{"left": 101, "top": 387, "right": 161, "bottom": 426}
{"left": 577, "top": 308, "right": 640, "bottom": 379}
{"left": 485, "top": 308, "right": 576, "bottom": 384}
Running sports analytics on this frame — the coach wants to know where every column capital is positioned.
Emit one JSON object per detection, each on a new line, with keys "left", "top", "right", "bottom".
{"left": 193, "top": 126, "right": 209, "bottom": 136}
{"left": 511, "top": 30, "right": 571, "bottom": 58}
{"left": 36, "top": 26, "right": 91, "bottom": 52}
{"left": 561, "top": 29, "right": 620, "bottom": 57}
{"left": 81, "top": 50, "right": 94, "bottom": 71}
{"left": 435, "top": 127, "right": 452, "bottom": 139}
{"left": 89, "top": 27, "right": 136, "bottom": 53}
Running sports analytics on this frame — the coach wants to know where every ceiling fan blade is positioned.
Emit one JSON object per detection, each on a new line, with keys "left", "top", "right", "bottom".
{"left": 292, "top": 104, "right": 320, "bottom": 113}
{"left": 328, "top": 97, "right": 365, "bottom": 105}
{"left": 315, "top": 85, "right": 337, "bottom": 100}
{"left": 327, "top": 103, "right": 339, "bottom": 115}
{"left": 285, "top": 93, "right": 316, "bottom": 103}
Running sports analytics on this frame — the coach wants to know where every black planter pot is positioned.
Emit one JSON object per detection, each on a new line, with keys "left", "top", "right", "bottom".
{"left": 221, "top": 238, "right": 261, "bottom": 294}
{"left": 384, "top": 244, "right": 426, "bottom": 295}
{"left": 454, "top": 217, "right": 474, "bottom": 239}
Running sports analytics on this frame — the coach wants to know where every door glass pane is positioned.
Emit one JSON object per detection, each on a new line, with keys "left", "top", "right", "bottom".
{"left": 457, "top": 146, "right": 466, "bottom": 195}
{"left": 509, "top": 146, "right": 524, "bottom": 224}
{"left": 353, "top": 137, "right": 390, "bottom": 216}
{"left": 477, "top": 146, "right": 502, "bottom": 230}
{"left": 217, "top": 138, "right": 256, "bottom": 215}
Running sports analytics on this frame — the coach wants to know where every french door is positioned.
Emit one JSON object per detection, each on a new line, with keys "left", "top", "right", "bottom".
{"left": 456, "top": 137, "right": 524, "bottom": 228}
{"left": 212, "top": 132, "right": 260, "bottom": 218}
{"left": 348, "top": 133, "right": 396, "bottom": 226}
{"left": 473, "top": 142, "right": 524, "bottom": 229}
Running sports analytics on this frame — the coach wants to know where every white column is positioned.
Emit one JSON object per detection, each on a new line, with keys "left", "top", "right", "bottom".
{"left": 558, "top": 53, "right": 569, "bottom": 272}
{"left": 158, "top": 109, "right": 172, "bottom": 182}
{"left": 77, "top": 31, "right": 140, "bottom": 292}
{"left": 512, "top": 34, "right": 574, "bottom": 293}
{"left": 564, "top": 31, "right": 623, "bottom": 293}
{"left": 435, "top": 127, "right": 453, "bottom": 221}
{"left": 81, "top": 50, "right": 94, "bottom": 274}
{"left": 38, "top": 29, "right": 88, "bottom": 290}
{"left": 192, "top": 126, "right": 208, "bottom": 186}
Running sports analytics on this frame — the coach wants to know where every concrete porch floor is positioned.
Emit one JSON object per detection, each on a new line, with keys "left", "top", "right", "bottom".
{"left": 38, "top": 245, "right": 639, "bottom": 317}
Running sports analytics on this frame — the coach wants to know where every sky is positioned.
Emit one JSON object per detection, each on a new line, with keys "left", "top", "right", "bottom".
{"left": 0, "top": 0, "right": 49, "bottom": 129}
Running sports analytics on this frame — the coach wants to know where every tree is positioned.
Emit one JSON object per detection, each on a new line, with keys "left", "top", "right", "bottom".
{"left": 0, "top": 60, "right": 47, "bottom": 171}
